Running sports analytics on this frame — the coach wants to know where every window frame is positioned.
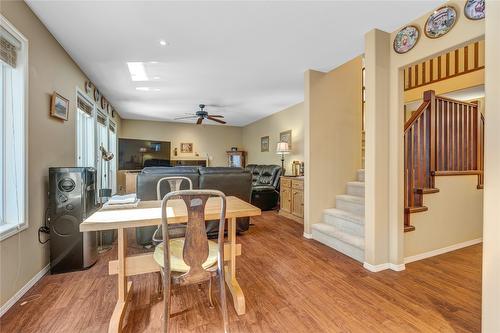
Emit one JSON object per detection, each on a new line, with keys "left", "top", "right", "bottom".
{"left": 75, "top": 88, "right": 118, "bottom": 196}
{"left": 75, "top": 88, "right": 96, "bottom": 168}
{"left": 0, "top": 15, "right": 29, "bottom": 241}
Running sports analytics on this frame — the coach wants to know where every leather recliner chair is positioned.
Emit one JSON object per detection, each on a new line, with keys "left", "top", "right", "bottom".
{"left": 135, "top": 166, "right": 252, "bottom": 246}
{"left": 245, "top": 164, "right": 282, "bottom": 211}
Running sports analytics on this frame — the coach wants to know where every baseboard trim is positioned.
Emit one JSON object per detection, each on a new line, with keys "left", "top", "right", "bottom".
{"left": 303, "top": 232, "right": 313, "bottom": 239}
{"left": 404, "top": 238, "right": 483, "bottom": 264}
{"left": 0, "top": 264, "right": 50, "bottom": 317}
{"left": 363, "top": 262, "right": 406, "bottom": 272}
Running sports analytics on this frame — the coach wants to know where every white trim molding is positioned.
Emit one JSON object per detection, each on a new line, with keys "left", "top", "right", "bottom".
{"left": 363, "top": 262, "right": 406, "bottom": 272}
{"left": 404, "top": 238, "right": 483, "bottom": 264}
{"left": 303, "top": 232, "right": 313, "bottom": 239}
{"left": 0, "top": 264, "right": 49, "bottom": 317}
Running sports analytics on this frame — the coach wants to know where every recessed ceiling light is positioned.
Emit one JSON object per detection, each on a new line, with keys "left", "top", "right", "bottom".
{"left": 127, "top": 62, "right": 148, "bottom": 81}
{"left": 159, "top": 40, "right": 167, "bottom": 46}
{"left": 136, "top": 87, "right": 150, "bottom": 91}
{"left": 153, "top": 76, "right": 160, "bottom": 80}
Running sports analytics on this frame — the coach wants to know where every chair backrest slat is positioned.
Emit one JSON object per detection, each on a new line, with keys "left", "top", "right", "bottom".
{"left": 156, "top": 176, "right": 193, "bottom": 200}
{"left": 161, "top": 189, "right": 226, "bottom": 285}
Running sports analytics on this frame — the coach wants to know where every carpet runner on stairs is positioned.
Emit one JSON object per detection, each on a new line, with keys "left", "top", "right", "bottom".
{"left": 311, "top": 169, "right": 365, "bottom": 262}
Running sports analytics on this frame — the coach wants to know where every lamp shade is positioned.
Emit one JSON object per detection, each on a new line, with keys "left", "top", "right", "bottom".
{"left": 276, "top": 142, "right": 290, "bottom": 154}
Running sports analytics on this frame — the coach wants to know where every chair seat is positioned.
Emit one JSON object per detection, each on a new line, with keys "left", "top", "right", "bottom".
{"left": 153, "top": 238, "right": 219, "bottom": 273}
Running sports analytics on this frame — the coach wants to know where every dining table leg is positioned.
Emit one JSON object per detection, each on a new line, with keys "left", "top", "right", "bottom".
{"left": 225, "top": 217, "right": 246, "bottom": 315}
{"left": 108, "top": 228, "right": 132, "bottom": 333}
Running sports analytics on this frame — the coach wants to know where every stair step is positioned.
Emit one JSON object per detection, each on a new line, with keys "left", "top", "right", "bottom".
{"left": 347, "top": 181, "right": 365, "bottom": 197}
{"left": 405, "top": 206, "right": 428, "bottom": 214}
{"left": 415, "top": 188, "right": 439, "bottom": 194}
{"left": 312, "top": 223, "right": 365, "bottom": 262}
{"left": 336, "top": 194, "right": 364, "bottom": 216}
{"left": 357, "top": 169, "right": 365, "bottom": 182}
{"left": 324, "top": 208, "right": 364, "bottom": 225}
{"left": 323, "top": 208, "right": 364, "bottom": 237}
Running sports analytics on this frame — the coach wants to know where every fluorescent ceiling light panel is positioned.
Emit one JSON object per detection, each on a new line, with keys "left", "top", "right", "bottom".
{"left": 127, "top": 62, "right": 148, "bottom": 81}
{"left": 136, "top": 87, "right": 150, "bottom": 91}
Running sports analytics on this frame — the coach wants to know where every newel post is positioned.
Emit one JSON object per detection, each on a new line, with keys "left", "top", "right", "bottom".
{"left": 424, "top": 90, "right": 436, "bottom": 188}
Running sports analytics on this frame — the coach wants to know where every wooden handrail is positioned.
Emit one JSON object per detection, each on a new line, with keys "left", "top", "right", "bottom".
{"left": 404, "top": 90, "right": 484, "bottom": 230}
{"left": 404, "top": 100, "right": 430, "bottom": 132}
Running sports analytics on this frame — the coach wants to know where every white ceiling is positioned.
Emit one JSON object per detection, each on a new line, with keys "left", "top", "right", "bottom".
{"left": 27, "top": 0, "right": 441, "bottom": 126}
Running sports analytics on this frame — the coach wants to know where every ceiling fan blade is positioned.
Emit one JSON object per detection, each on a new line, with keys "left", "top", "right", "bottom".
{"left": 196, "top": 117, "right": 203, "bottom": 125}
{"left": 207, "top": 116, "right": 226, "bottom": 124}
{"left": 175, "top": 115, "right": 198, "bottom": 120}
{"left": 207, "top": 115, "right": 224, "bottom": 118}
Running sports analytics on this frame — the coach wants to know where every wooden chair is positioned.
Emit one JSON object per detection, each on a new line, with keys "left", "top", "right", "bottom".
{"left": 154, "top": 189, "right": 229, "bottom": 333}
{"left": 152, "top": 176, "right": 193, "bottom": 243}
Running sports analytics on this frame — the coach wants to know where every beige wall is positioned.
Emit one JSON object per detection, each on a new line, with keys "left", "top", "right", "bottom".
{"left": 482, "top": 1, "right": 500, "bottom": 331}
{"left": 0, "top": 1, "right": 120, "bottom": 308}
{"left": 241, "top": 103, "right": 304, "bottom": 171}
{"left": 304, "top": 56, "right": 363, "bottom": 235}
{"left": 404, "top": 176, "right": 483, "bottom": 258}
{"left": 365, "top": 0, "right": 485, "bottom": 268}
{"left": 119, "top": 119, "right": 243, "bottom": 167}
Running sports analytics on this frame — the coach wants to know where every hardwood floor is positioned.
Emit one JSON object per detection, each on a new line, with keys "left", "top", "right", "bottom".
{"left": 0, "top": 212, "right": 481, "bottom": 332}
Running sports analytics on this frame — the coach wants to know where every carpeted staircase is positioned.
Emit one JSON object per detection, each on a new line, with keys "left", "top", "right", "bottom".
{"left": 311, "top": 169, "right": 365, "bottom": 262}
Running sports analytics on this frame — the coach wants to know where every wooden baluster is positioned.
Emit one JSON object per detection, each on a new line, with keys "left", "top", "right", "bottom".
{"left": 459, "top": 103, "right": 463, "bottom": 171}
{"left": 445, "top": 101, "right": 451, "bottom": 170}
{"left": 464, "top": 105, "right": 470, "bottom": 170}
{"left": 451, "top": 102, "right": 455, "bottom": 170}
{"left": 441, "top": 101, "right": 445, "bottom": 170}
{"left": 473, "top": 107, "right": 478, "bottom": 170}
{"left": 427, "top": 91, "right": 436, "bottom": 188}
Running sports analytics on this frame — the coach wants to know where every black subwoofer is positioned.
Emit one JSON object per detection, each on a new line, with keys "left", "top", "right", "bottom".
{"left": 48, "top": 167, "right": 99, "bottom": 273}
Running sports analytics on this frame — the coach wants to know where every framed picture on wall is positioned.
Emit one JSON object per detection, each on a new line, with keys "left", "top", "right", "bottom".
{"left": 261, "top": 136, "right": 269, "bottom": 152}
{"left": 50, "top": 92, "right": 69, "bottom": 121}
{"left": 279, "top": 130, "right": 292, "bottom": 149}
{"left": 180, "top": 142, "right": 193, "bottom": 154}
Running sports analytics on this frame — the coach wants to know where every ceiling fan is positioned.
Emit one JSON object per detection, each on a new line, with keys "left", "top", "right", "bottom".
{"left": 175, "top": 104, "right": 226, "bottom": 125}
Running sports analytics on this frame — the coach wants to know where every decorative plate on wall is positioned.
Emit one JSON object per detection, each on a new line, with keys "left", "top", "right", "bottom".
{"left": 93, "top": 88, "right": 101, "bottom": 103}
{"left": 393, "top": 25, "right": 420, "bottom": 54}
{"left": 425, "top": 6, "right": 457, "bottom": 39}
{"left": 464, "top": 0, "right": 485, "bottom": 20}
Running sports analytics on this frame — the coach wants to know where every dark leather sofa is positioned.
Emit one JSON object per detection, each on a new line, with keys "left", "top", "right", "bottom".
{"left": 245, "top": 164, "right": 282, "bottom": 211}
{"left": 135, "top": 166, "right": 252, "bottom": 246}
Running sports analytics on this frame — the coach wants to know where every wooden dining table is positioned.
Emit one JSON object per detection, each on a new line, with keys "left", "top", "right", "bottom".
{"left": 80, "top": 196, "right": 261, "bottom": 333}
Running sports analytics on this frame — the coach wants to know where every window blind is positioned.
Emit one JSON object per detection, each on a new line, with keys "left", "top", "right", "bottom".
{"left": 0, "top": 27, "right": 21, "bottom": 68}
{"left": 97, "top": 113, "right": 106, "bottom": 125}
{"left": 77, "top": 96, "right": 93, "bottom": 116}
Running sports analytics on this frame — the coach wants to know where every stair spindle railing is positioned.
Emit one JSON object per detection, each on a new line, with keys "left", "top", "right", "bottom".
{"left": 404, "top": 90, "right": 484, "bottom": 229}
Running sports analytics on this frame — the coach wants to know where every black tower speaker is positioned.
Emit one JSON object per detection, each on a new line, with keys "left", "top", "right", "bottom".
{"left": 48, "top": 167, "right": 99, "bottom": 273}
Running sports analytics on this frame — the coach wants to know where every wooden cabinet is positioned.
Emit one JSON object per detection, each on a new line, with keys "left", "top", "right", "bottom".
{"left": 280, "top": 186, "right": 292, "bottom": 213}
{"left": 117, "top": 170, "right": 140, "bottom": 194}
{"left": 279, "top": 176, "right": 304, "bottom": 223}
{"left": 291, "top": 189, "right": 304, "bottom": 218}
{"left": 227, "top": 151, "right": 246, "bottom": 168}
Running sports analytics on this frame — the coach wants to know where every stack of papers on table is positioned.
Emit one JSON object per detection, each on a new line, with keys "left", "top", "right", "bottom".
{"left": 103, "top": 194, "right": 140, "bottom": 209}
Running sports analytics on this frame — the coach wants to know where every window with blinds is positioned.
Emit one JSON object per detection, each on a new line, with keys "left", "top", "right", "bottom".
{"left": 0, "top": 16, "right": 28, "bottom": 240}
{"left": 76, "top": 93, "right": 95, "bottom": 168}
{"left": 0, "top": 26, "right": 20, "bottom": 68}
{"left": 77, "top": 95, "right": 93, "bottom": 116}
